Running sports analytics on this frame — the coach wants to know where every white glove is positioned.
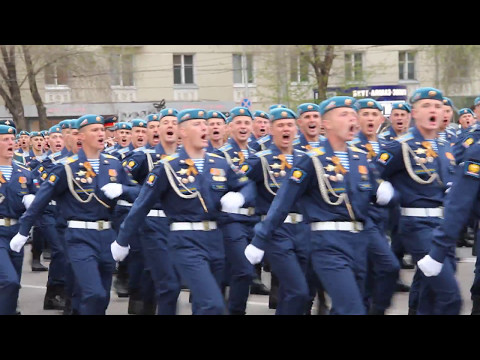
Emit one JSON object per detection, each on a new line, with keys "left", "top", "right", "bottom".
{"left": 417, "top": 255, "right": 443, "bottom": 277}
{"left": 10, "top": 233, "right": 29, "bottom": 253}
{"left": 101, "top": 183, "right": 123, "bottom": 199}
{"left": 244, "top": 244, "right": 264, "bottom": 265}
{"left": 376, "top": 181, "right": 394, "bottom": 205}
{"left": 220, "top": 191, "right": 245, "bottom": 213}
{"left": 22, "top": 194, "right": 35, "bottom": 210}
{"left": 445, "top": 182, "right": 453, "bottom": 194}
{"left": 111, "top": 241, "right": 130, "bottom": 262}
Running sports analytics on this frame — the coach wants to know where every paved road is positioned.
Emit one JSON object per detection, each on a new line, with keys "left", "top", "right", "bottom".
{"left": 17, "top": 244, "right": 477, "bottom": 315}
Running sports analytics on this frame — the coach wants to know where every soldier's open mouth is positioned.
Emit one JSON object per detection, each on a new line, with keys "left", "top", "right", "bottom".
{"left": 282, "top": 134, "right": 290, "bottom": 140}
{"left": 201, "top": 134, "right": 207, "bottom": 140}
{"left": 308, "top": 124, "right": 317, "bottom": 129}
{"left": 429, "top": 116, "right": 436, "bottom": 123}
{"left": 213, "top": 131, "right": 219, "bottom": 135}
{"left": 153, "top": 134, "right": 160, "bottom": 140}
{"left": 166, "top": 131, "right": 174, "bottom": 136}
{"left": 349, "top": 125, "right": 356, "bottom": 132}
{"left": 239, "top": 130, "right": 247, "bottom": 135}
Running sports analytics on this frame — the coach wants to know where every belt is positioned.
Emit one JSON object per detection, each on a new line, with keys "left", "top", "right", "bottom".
{"left": 147, "top": 209, "right": 166, "bottom": 217}
{"left": 261, "top": 213, "right": 304, "bottom": 224}
{"left": 400, "top": 207, "right": 443, "bottom": 218}
{"left": 0, "top": 218, "right": 18, "bottom": 227}
{"left": 311, "top": 221, "right": 364, "bottom": 232}
{"left": 170, "top": 221, "right": 217, "bottom": 231}
{"left": 49, "top": 200, "right": 56, "bottom": 206}
{"left": 223, "top": 207, "right": 256, "bottom": 216}
{"left": 67, "top": 220, "right": 112, "bottom": 231}
{"left": 117, "top": 200, "right": 133, "bottom": 207}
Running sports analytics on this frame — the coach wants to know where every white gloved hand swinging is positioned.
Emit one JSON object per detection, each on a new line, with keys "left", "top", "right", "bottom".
{"left": 417, "top": 255, "right": 443, "bottom": 277}
{"left": 244, "top": 244, "right": 264, "bottom": 265}
{"left": 10, "top": 233, "right": 29, "bottom": 253}
{"left": 220, "top": 192, "right": 245, "bottom": 213}
{"left": 376, "top": 181, "right": 394, "bottom": 205}
{"left": 111, "top": 240, "right": 130, "bottom": 262}
{"left": 101, "top": 183, "right": 123, "bottom": 199}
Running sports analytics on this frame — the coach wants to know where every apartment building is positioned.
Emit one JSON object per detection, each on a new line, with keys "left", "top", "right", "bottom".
{"left": 1, "top": 45, "right": 476, "bottom": 130}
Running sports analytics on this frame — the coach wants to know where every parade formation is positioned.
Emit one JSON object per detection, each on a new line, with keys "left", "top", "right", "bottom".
{"left": 2, "top": 87, "right": 480, "bottom": 315}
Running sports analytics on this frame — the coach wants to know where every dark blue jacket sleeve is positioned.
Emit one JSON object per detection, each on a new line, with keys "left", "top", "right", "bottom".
{"left": 251, "top": 155, "right": 313, "bottom": 250}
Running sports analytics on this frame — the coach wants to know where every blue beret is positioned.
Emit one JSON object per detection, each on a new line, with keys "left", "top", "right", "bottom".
{"left": 227, "top": 107, "right": 253, "bottom": 124}
{"left": 40, "top": 130, "right": 48, "bottom": 136}
{"left": 442, "top": 97, "right": 454, "bottom": 108}
{"left": 146, "top": 113, "right": 160, "bottom": 123}
{"left": 76, "top": 114, "right": 104, "bottom": 129}
{"left": 131, "top": 119, "right": 147, "bottom": 128}
{"left": 18, "top": 130, "right": 30, "bottom": 136}
{"left": 159, "top": 108, "right": 178, "bottom": 119}
{"left": 206, "top": 110, "right": 227, "bottom": 122}
{"left": 297, "top": 103, "right": 321, "bottom": 116}
{"left": 474, "top": 97, "right": 480, "bottom": 107}
{"left": 319, "top": 96, "right": 357, "bottom": 116}
{"left": 30, "top": 131, "right": 42, "bottom": 138}
{"left": 69, "top": 119, "right": 79, "bottom": 130}
{"left": 355, "top": 98, "right": 384, "bottom": 112}
{"left": 48, "top": 125, "right": 62, "bottom": 135}
{"left": 269, "top": 104, "right": 287, "bottom": 111}
{"left": 58, "top": 119, "right": 72, "bottom": 130}
{"left": 391, "top": 102, "right": 411, "bottom": 113}
{"left": 0, "top": 119, "right": 15, "bottom": 129}
{"left": 270, "top": 108, "right": 297, "bottom": 122}
{"left": 177, "top": 109, "right": 207, "bottom": 124}
{"left": 116, "top": 122, "right": 132, "bottom": 130}
{"left": 253, "top": 110, "right": 270, "bottom": 120}
{"left": 0, "top": 125, "right": 16, "bottom": 135}
{"left": 409, "top": 87, "right": 443, "bottom": 104}
{"left": 458, "top": 108, "right": 475, "bottom": 117}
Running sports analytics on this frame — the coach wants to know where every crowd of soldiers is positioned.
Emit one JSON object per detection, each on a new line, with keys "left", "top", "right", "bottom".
{"left": 1, "top": 86, "right": 480, "bottom": 315}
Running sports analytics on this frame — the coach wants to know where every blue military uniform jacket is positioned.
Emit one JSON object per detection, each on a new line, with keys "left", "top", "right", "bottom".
{"left": 429, "top": 141, "right": 480, "bottom": 262}
{"left": 18, "top": 148, "right": 140, "bottom": 237}
{"left": 374, "top": 126, "right": 456, "bottom": 208}
{"left": 252, "top": 139, "right": 381, "bottom": 250}
{"left": 115, "top": 147, "right": 256, "bottom": 246}
{"left": 245, "top": 143, "right": 306, "bottom": 216}
{"left": 452, "top": 123, "right": 480, "bottom": 164}
{"left": 248, "top": 133, "right": 272, "bottom": 152}
{"left": 0, "top": 163, "right": 36, "bottom": 222}
{"left": 293, "top": 132, "right": 325, "bottom": 152}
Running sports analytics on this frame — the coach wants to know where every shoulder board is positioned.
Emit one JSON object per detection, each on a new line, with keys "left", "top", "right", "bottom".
{"left": 104, "top": 145, "right": 116, "bottom": 153}
{"left": 292, "top": 138, "right": 301, "bottom": 146}
{"left": 141, "top": 148, "right": 156, "bottom": 154}
{"left": 255, "top": 149, "right": 272, "bottom": 158}
{"left": 247, "top": 137, "right": 252, "bottom": 142}
{"left": 59, "top": 154, "right": 79, "bottom": 165}
{"left": 396, "top": 132, "right": 414, "bottom": 143}
{"left": 257, "top": 135, "right": 271, "bottom": 145}
{"left": 294, "top": 149, "right": 306, "bottom": 156}
{"left": 307, "top": 147, "right": 326, "bottom": 157}
{"left": 437, "top": 137, "right": 448, "bottom": 145}
{"left": 456, "top": 129, "right": 463, "bottom": 136}
{"left": 207, "top": 152, "right": 224, "bottom": 159}
{"left": 103, "top": 154, "right": 118, "bottom": 159}
{"left": 218, "top": 143, "right": 233, "bottom": 153}
{"left": 379, "top": 130, "right": 390, "bottom": 137}
{"left": 348, "top": 145, "right": 367, "bottom": 154}
{"left": 117, "top": 147, "right": 131, "bottom": 155}
{"left": 348, "top": 137, "right": 361, "bottom": 146}
{"left": 15, "top": 163, "right": 30, "bottom": 172}
{"left": 160, "top": 153, "right": 179, "bottom": 164}
{"left": 445, "top": 128, "right": 456, "bottom": 136}
{"left": 133, "top": 146, "right": 146, "bottom": 152}
{"left": 48, "top": 151, "right": 62, "bottom": 160}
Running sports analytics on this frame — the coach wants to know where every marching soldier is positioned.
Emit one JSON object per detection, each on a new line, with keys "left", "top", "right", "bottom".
{"left": 375, "top": 87, "right": 462, "bottom": 315}
{"left": 438, "top": 97, "right": 457, "bottom": 145}
{"left": 10, "top": 114, "right": 140, "bottom": 315}
{"left": 245, "top": 107, "right": 311, "bottom": 314}
{"left": 117, "top": 108, "right": 181, "bottom": 315}
{"left": 379, "top": 102, "right": 411, "bottom": 141}
{"left": 206, "top": 110, "right": 228, "bottom": 152}
{"left": 352, "top": 98, "right": 401, "bottom": 315}
{"left": 294, "top": 103, "right": 324, "bottom": 152}
{"left": 111, "top": 108, "right": 256, "bottom": 315}
{"left": 0, "top": 124, "right": 36, "bottom": 315}
{"left": 245, "top": 96, "right": 395, "bottom": 314}
{"left": 248, "top": 110, "right": 272, "bottom": 152}
{"left": 216, "top": 106, "right": 261, "bottom": 314}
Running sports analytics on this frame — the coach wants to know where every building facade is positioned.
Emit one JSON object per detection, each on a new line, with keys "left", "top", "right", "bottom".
{"left": 1, "top": 45, "right": 477, "bottom": 130}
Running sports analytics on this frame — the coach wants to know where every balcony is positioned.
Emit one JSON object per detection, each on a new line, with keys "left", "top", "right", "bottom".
{"left": 111, "top": 87, "right": 137, "bottom": 102}
{"left": 44, "top": 86, "right": 71, "bottom": 104}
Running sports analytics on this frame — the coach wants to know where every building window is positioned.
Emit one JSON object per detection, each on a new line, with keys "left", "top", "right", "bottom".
{"left": 399, "top": 51, "right": 416, "bottom": 81}
{"left": 173, "top": 54, "right": 194, "bottom": 85}
{"left": 290, "top": 54, "right": 309, "bottom": 83}
{"left": 345, "top": 52, "right": 363, "bottom": 82}
{"left": 110, "top": 53, "right": 134, "bottom": 87}
{"left": 233, "top": 54, "right": 254, "bottom": 84}
{"left": 45, "top": 61, "right": 69, "bottom": 86}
